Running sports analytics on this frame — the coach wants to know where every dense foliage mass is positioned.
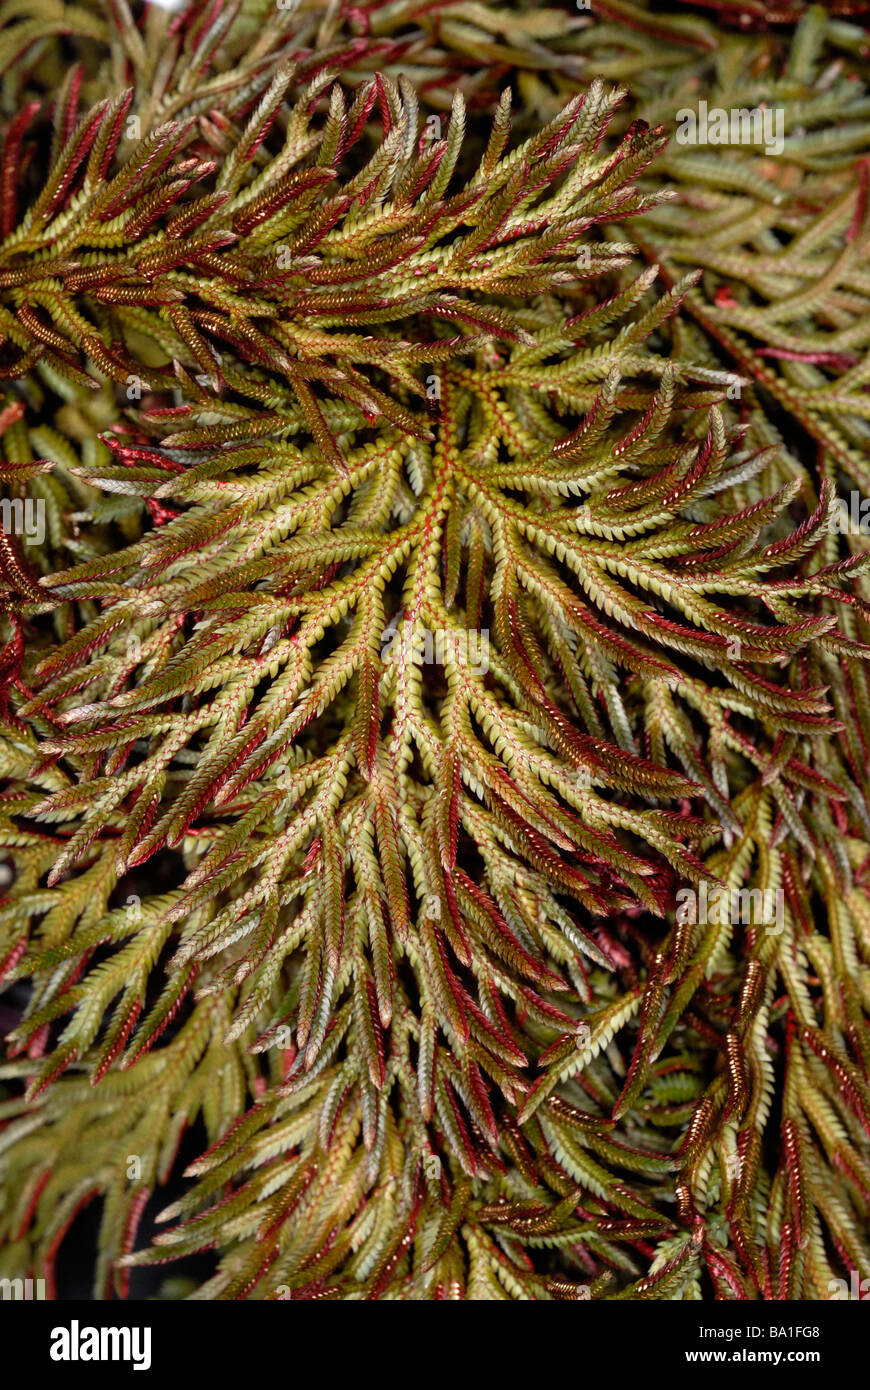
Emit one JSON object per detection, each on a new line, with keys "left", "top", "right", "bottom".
{"left": 0, "top": 0, "right": 869, "bottom": 1301}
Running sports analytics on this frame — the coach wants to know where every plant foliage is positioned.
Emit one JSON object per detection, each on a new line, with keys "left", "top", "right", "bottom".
{"left": 0, "top": 0, "right": 869, "bottom": 1302}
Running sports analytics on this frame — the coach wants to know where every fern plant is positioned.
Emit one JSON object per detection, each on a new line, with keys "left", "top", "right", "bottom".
{"left": 1, "top": 0, "right": 869, "bottom": 1302}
